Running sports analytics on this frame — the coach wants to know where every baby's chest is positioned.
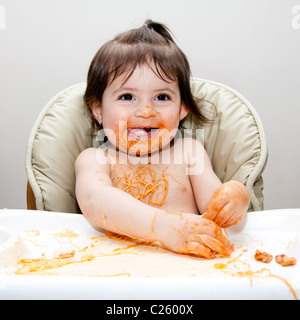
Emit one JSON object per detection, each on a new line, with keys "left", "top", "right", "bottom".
{"left": 110, "top": 163, "right": 191, "bottom": 207}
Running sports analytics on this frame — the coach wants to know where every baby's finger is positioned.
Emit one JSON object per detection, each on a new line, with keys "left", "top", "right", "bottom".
{"left": 218, "top": 208, "right": 242, "bottom": 228}
{"left": 203, "top": 186, "right": 227, "bottom": 221}
{"left": 213, "top": 204, "right": 233, "bottom": 227}
{"left": 197, "top": 217, "right": 227, "bottom": 240}
{"left": 186, "top": 241, "right": 215, "bottom": 259}
{"left": 197, "top": 234, "right": 234, "bottom": 257}
{"left": 203, "top": 206, "right": 229, "bottom": 227}
{"left": 202, "top": 206, "right": 219, "bottom": 222}
{"left": 213, "top": 226, "right": 235, "bottom": 250}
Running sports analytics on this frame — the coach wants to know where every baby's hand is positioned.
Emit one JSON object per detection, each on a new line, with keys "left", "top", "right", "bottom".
{"left": 202, "top": 181, "right": 250, "bottom": 228}
{"left": 156, "top": 213, "right": 234, "bottom": 259}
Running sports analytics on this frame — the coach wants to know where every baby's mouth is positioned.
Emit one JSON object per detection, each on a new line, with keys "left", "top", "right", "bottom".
{"left": 127, "top": 127, "right": 159, "bottom": 141}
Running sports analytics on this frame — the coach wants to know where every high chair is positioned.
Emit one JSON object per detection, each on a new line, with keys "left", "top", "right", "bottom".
{"left": 26, "top": 79, "right": 268, "bottom": 213}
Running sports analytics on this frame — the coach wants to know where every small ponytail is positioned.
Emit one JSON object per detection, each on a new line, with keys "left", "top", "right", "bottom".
{"left": 143, "top": 19, "right": 175, "bottom": 43}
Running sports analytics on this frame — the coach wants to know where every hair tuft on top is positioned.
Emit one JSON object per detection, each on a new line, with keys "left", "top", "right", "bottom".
{"left": 143, "top": 19, "right": 175, "bottom": 43}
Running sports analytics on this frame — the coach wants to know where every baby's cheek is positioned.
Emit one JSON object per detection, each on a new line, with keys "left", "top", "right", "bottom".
{"left": 114, "top": 121, "right": 128, "bottom": 151}
{"left": 161, "top": 117, "right": 180, "bottom": 139}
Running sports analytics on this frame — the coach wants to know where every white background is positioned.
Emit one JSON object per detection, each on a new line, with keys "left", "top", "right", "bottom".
{"left": 0, "top": 0, "right": 299, "bottom": 210}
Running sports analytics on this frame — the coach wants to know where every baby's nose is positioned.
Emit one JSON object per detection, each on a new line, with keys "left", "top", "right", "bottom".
{"left": 135, "top": 105, "right": 157, "bottom": 118}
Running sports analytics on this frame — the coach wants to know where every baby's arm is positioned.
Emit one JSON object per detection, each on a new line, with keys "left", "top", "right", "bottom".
{"left": 75, "top": 148, "right": 233, "bottom": 258}
{"left": 188, "top": 139, "right": 250, "bottom": 227}
{"left": 75, "top": 148, "right": 160, "bottom": 241}
{"left": 187, "top": 138, "right": 222, "bottom": 214}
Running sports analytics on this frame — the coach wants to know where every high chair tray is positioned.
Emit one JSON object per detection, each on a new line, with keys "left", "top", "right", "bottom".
{"left": 0, "top": 209, "right": 300, "bottom": 300}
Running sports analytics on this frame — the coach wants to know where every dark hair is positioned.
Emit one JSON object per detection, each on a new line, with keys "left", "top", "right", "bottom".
{"left": 84, "top": 19, "right": 213, "bottom": 133}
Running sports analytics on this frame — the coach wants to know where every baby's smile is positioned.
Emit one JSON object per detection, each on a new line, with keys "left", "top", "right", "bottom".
{"left": 117, "top": 121, "right": 170, "bottom": 156}
{"left": 127, "top": 127, "right": 159, "bottom": 141}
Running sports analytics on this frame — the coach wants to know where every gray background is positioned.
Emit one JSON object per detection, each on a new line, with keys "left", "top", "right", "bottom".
{"left": 0, "top": 0, "right": 299, "bottom": 210}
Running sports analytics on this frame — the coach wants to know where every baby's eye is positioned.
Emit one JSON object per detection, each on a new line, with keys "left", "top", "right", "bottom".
{"left": 120, "top": 94, "right": 135, "bottom": 101}
{"left": 155, "top": 94, "right": 170, "bottom": 101}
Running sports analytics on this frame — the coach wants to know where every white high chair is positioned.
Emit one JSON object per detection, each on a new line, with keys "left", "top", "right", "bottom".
{"left": 26, "top": 79, "right": 268, "bottom": 213}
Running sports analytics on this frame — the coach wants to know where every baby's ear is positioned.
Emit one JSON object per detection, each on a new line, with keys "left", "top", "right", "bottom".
{"left": 90, "top": 100, "right": 102, "bottom": 122}
{"left": 179, "top": 102, "right": 189, "bottom": 121}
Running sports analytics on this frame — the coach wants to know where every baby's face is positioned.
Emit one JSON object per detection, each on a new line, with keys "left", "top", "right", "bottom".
{"left": 93, "top": 64, "right": 188, "bottom": 156}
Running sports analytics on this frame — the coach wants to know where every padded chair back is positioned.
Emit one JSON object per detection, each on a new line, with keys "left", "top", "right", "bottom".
{"left": 26, "top": 79, "right": 268, "bottom": 213}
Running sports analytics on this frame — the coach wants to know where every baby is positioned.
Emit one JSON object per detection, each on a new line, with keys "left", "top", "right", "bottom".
{"left": 75, "top": 20, "right": 250, "bottom": 259}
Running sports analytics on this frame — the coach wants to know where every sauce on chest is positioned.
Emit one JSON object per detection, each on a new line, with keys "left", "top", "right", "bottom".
{"left": 110, "top": 162, "right": 196, "bottom": 213}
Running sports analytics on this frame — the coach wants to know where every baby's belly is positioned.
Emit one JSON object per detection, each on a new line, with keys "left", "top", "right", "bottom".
{"left": 111, "top": 164, "right": 199, "bottom": 215}
{"left": 159, "top": 193, "right": 199, "bottom": 215}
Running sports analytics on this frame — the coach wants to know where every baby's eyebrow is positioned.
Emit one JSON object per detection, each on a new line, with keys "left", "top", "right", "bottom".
{"left": 112, "top": 87, "right": 138, "bottom": 95}
{"left": 153, "top": 88, "right": 176, "bottom": 95}
{"left": 112, "top": 87, "right": 177, "bottom": 96}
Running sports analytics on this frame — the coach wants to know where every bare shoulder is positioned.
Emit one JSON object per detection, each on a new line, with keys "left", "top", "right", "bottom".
{"left": 75, "top": 148, "right": 97, "bottom": 167}
{"left": 75, "top": 148, "right": 109, "bottom": 173}
{"left": 183, "top": 137, "right": 204, "bottom": 150}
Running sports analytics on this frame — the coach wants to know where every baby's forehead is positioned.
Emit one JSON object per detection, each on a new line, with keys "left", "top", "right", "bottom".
{"left": 108, "top": 63, "right": 178, "bottom": 89}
